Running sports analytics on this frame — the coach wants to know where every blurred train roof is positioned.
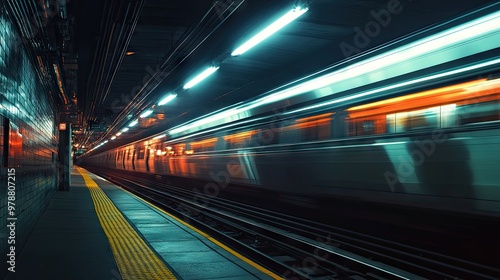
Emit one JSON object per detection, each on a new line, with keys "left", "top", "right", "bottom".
{"left": 68, "top": 0, "right": 498, "bottom": 152}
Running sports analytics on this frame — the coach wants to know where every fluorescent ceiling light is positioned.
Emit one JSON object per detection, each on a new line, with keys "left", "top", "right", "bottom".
{"left": 169, "top": 9, "right": 500, "bottom": 136}
{"left": 140, "top": 110, "right": 153, "bottom": 118}
{"left": 158, "top": 94, "right": 177, "bottom": 105}
{"left": 231, "top": 6, "right": 308, "bottom": 56}
{"left": 247, "top": 9, "right": 500, "bottom": 107}
{"left": 116, "top": 132, "right": 122, "bottom": 136}
{"left": 153, "top": 134, "right": 166, "bottom": 140}
{"left": 170, "top": 108, "right": 242, "bottom": 134}
{"left": 128, "top": 119, "right": 138, "bottom": 127}
{"left": 103, "top": 140, "right": 108, "bottom": 144}
{"left": 111, "top": 136, "right": 117, "bottom": 140}
{"left": 121, "top": 128, "right": 129, "bottom": 132}
{"left": 183, "top": 66, "right": 219, "bottom": 89}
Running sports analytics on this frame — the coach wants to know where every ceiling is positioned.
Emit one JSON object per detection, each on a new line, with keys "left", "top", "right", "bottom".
{"left": 67, "top": 0, "right": 498, "bottom": 154}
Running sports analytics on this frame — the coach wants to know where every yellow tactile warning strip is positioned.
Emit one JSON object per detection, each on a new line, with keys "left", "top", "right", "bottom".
{"left": 76, "top": 167, "right": 177, "bottom": 280}
{"left": 125, "top": 185, "right": 285, "bottom": 280}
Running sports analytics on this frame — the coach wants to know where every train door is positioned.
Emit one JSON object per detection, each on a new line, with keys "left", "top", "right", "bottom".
{"left": 131, "top": 149, "right": 136, "bottom": 170}
{"left": 115, "top": 151, "right": 119, "bottom": 168}
{"left": 124, "top": 149, "right": 131, "bottom": 169}
{"left": 145, "top": 146, "right": 151, "bottom": 172}
{"left": 154, "top": 144, "right": 163, "bottom": 173}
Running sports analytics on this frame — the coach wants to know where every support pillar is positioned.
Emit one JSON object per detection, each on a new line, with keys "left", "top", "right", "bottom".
{"left": 58, "top": 122, "right": 71, "bottom": 191}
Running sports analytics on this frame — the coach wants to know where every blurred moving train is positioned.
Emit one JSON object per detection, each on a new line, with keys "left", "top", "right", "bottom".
{"left": 82, "top": 5, "right": 500, "bottom": 216}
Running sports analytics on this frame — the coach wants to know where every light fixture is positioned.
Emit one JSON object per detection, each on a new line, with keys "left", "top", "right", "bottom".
{"left": 158, "top": 93, "right": 177, "bottom": 105}
{"left": 183, "top": 66, "right": 219, "bottom": 89}
{"left": 140, "top": 110, "right": 153, "bottom": 118}
{"left": 169, "top": 9, "right": 500, "bottom": 135}
{"left": 116, "top": 132, "right": 123, "bottom": 136}
{"left": 247, "top": 8, "right": 500, "bottom": 107}
{"left": 231, "top": 6, "right": 308, "bottom": 56}
{"left": 153, "top": 134, "right": 166, "bottom": 140}
{"left": 128, "top": 119, "right": 139, "bottom": 127}
{"left": 152, "top": 135, "right": 165, "bottom": 141}
{"left": 126, "top": 51, "right": 135, "bottom": 56}
{"left": 111, "top": 136, "right": 117, "bottom": 140}
{"left": 170, "top": 108, "right": 242, "bottom": 134}
{"left": 121, "top": 127, "right": 130, "bottom": 132}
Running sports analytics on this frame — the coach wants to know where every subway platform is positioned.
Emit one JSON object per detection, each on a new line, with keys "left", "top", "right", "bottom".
{"left": 4, "top": 167, "right": 278, "bottom": 280}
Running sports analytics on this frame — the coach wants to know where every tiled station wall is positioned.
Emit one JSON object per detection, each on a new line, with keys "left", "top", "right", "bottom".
{"left": 0, "top": 4, "right": 58, "bottom": 275}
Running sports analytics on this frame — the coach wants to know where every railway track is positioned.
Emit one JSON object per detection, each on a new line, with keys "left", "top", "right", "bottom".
{"left": 95, "top": 170, "right": 499, "bottom": 279}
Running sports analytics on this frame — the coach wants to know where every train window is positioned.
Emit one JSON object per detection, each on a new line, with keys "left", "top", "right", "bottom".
{"left": 350, "top": 117, "right": 386, "bottom": 136}
{"left": 440, "top": 104, "right": 458, "bottom": 128}
{"left": 224, "top": 130, "right": 256, "bottom": 149}
{"left": 156, "top": 145, "right": 166, "bottom": 156}
{"left": 294, "top": 113, "right": 333, "bottom": 140}
{"left": 395, "top": 107, "right": 439, "bottom": 132}
{"left": 137, "top": 147, "right": 145, "bottom": 159}
{"left": 458, "top": 100, "right": 500, "bottom": 125}
{"left": 386, "top": 114, "right": 396, "bottom": 133}
{"left": 174, "top": 144, "right": 185, "bottom": 155}
{"left": 190, "top": 137, "right": 218, "bottom": 152}
{"left": 346, "top": 78, "right": 500, "bottom": 135}
{"left": 348, "top": 119, "right": 374, "bottom": 136}
{"left": 165, "top": 146, "right": 174, "bottom": 156}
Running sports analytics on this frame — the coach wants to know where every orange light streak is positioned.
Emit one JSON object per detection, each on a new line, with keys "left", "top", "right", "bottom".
{"left": 223, "top": 130, "right": 257, "bottom": 142}
{"left": 190, "top": 137, "right": 218, "bottom": 146}
{"left": 347, "top": 78, "right": 500, "bottom": 118}
{"left": 348, "top": 79, "right": 487, "bottom": 112}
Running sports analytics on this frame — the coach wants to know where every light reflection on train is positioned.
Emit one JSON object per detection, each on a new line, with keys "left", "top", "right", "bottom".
{"left": 86, "top": 76, "right": 500, "bottom": 216}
